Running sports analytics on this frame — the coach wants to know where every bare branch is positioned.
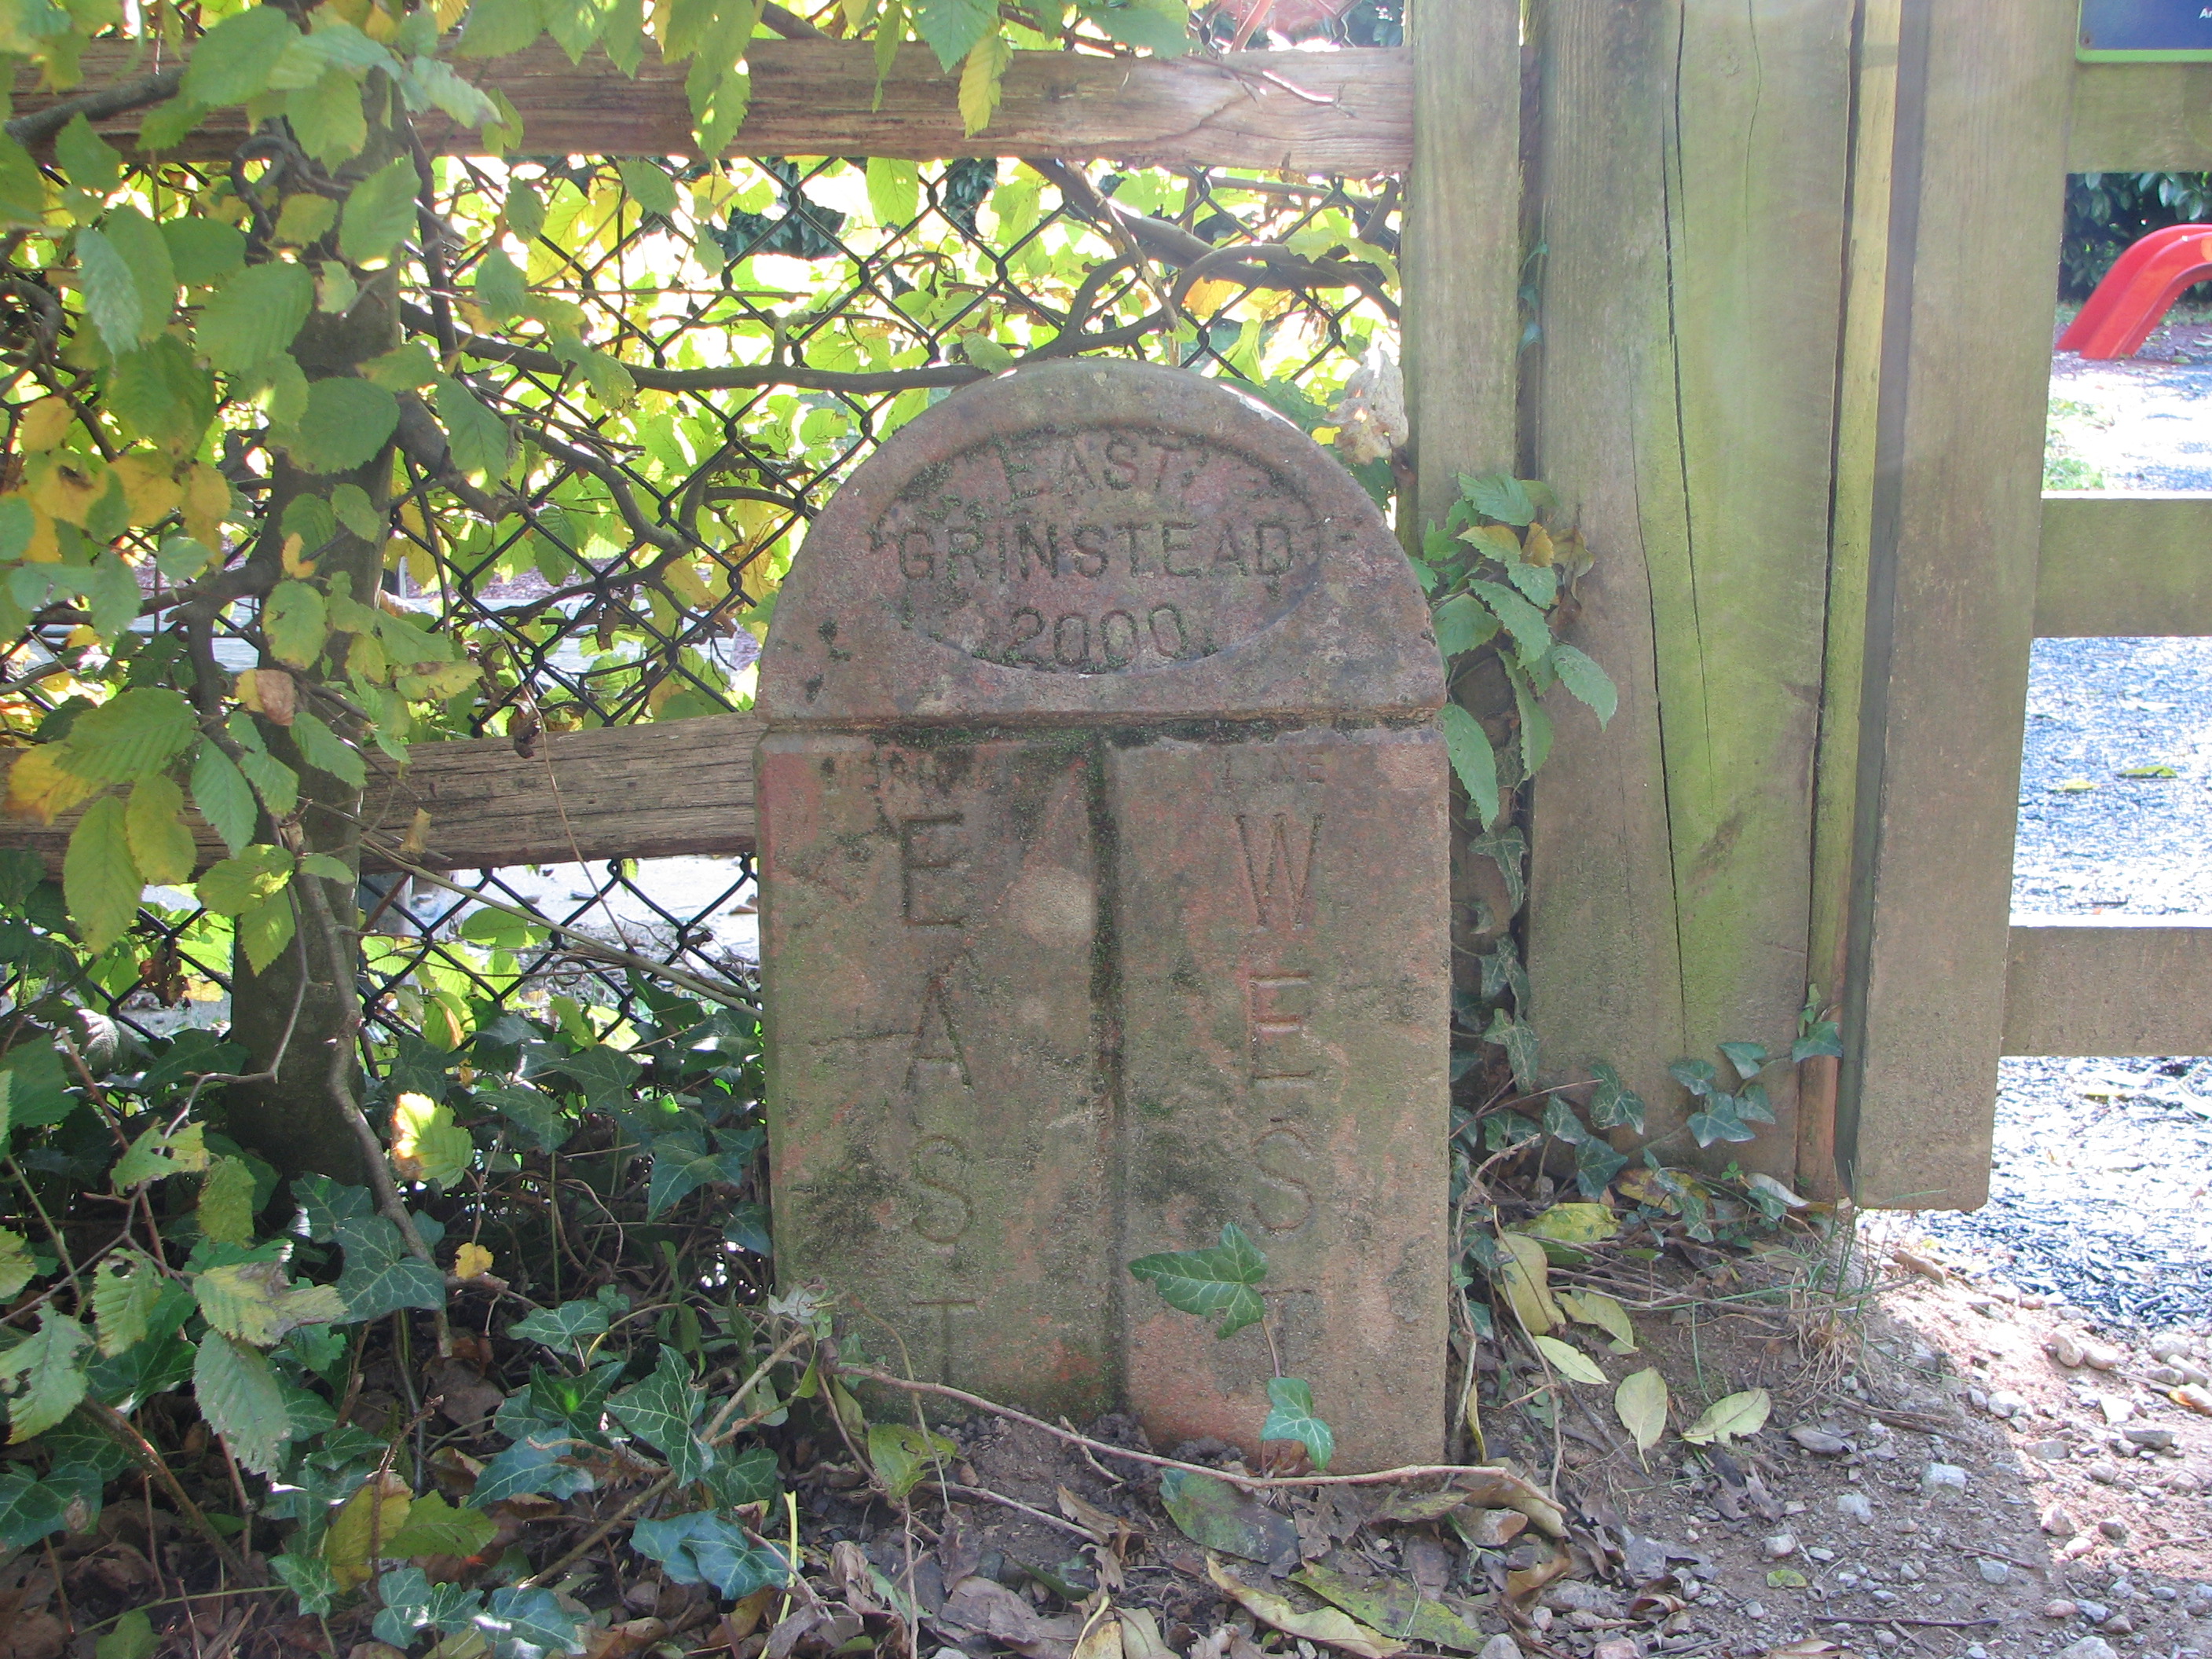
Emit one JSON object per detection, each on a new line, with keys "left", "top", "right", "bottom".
{"left": 4, "top": 64, "right": 183, "bottom": 149}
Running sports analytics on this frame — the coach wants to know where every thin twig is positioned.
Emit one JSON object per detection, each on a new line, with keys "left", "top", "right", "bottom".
{"left": 925, "top": 1481, "right": 1092, "bottom": 1538}
{"left": 1817, "top": 1617, "right": 2000, "bottom": 1631}
{"left": 82, "top": 1398, "right": 254, "bottom": 1580}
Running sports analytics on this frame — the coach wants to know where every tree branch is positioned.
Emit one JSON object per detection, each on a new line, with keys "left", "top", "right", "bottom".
{"left": 4, "top": 65, "right": 184, "bottom": 149}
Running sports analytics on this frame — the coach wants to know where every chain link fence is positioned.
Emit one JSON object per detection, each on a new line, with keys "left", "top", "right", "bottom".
{"left": 5, "top": 101, "right": 1404, "bottom": 1060}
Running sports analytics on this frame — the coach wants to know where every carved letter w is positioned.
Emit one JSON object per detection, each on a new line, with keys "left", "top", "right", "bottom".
{"left": 1235, "top": 813, "right": 1319, "bottom": 930}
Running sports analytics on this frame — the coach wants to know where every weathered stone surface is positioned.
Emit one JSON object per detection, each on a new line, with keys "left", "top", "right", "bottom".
{"left": 758, "top": 360, "right": 1447, "bottom": 1468}
{"left": 1115, "top": 726, "right": 1450, "bottom": 1472}
{"left": 760, "top": 359, "right": 1436, "bottom": 723}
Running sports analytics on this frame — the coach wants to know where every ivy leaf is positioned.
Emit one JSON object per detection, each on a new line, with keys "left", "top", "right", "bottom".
{"left": 471, "top": 1428, "right": 589, "bottom": 1506}
{"left": 0, "top": 1313, "right": 90, "bottom": 1442}
{"left": 645, "top": 1130, "right": 742, "bottom": 1218}
{"left": 1587, "top": 1060, "right": 1646, "bottom": 1133}
{"left": 865, "top": 1421, "right": 955, "bottom": 1500}
{"left": 1437, "top": 704, "right": 1500, "bottom": 828}
{"left": 434, "top": 375, "right": 511, "bottom": 482}
{"left": 290, "top": 710, "right": 366, "bottom": 788}
{"left": 333, "top": 1214, "right": 445, "bottom": 1323}
{"left": 1483, "top": 1009, "right": 1540, "bottom": 1091}
{"left": 1260, "top": 1376, "right": 1334, "bottom": 1470}
{"left": 337, "top": 157, "right": 419, "bottom": 266}
{"left": 191, "top": 744, "right": 258, "bottom": 855}
{"left": 609, "top": 1346, "right": 709, "bottom": 1484}
{"left": 184, "top": 5, "right": 304, "bottom": 105}
{"left": 1573, "top": 1137, "right": 1630, "bottom": 1199}
{"left": 56, "top": 689, "right": 197, "bottom": 786}
{"left": 1717, "top": 1041, "right": 1767, "bottom": 1082}
{"left": 474, "top": 1584, "right": 588, "bottom": 1657}
{"left": 1686, "top": 1097, "right": 1755, "bottom": 1148}
{"left": 508, "top": 1298, "right": 611, "bottom": 1352}
{"left": 197, "top": 261, "right": 313, "bottom": 375}
{"left": 263, "top": 580, "right": 328, "bottom": 668}
{"left": 631, "top": 1511, "right": 789, "bottom": 1599}
{"left": 124, "top": 774, "right": 196, "bottom": 887}
{"left": 1668, "top": 1058, "right": 1719, "bottom": 1098}
{"left": 291, "top": 377, "right": 399, "bottom": 474}
{"left": 1791, "top": 1020, "right": 1843, "bottom": 1063}
{"left": 910, "top": 0, "right": 994, "bottom": 69}
{"left": 372, "top": 1565, "right": 485, "bottom": 1647}
{"left": 64, "top": 796, "right": 140, "bottom": 954}
{"left": 0, "top": 1470, "right": 69, "bottom": 1550}
{"left": 1128, "top": 1221, "right": 1268, "bottom": 1338}
{"left": 958, "top": 31, "right": 1012, "bottom": 136}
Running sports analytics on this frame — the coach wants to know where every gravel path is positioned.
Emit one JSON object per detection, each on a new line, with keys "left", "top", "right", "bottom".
{"left": 1921, "top": 344, "right": 2212, "bottom": 1328}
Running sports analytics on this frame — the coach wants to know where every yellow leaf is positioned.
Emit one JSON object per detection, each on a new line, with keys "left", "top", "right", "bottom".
{"left": 110, "top": 455, "right": 181, "bottom": 527}
{"left": 5, "top": 747, "right": 98, "bottom": 824}
{"left": 17, "top": 397, "right": 72, "bottom": 452}
{"left": 1205, "top": 1557, "right": 1404, "bottom": 1659}
{"left": 8, "top": 498, "right": 58, "bottom": 562}
{"left": 281, "top": 533, "right": 315, "bottom": 577}
{"left": 1613, "top": 1366, "right": 1668, "bottom": 1456}
{"left": 1515, "top": 1203, "right": 1619, "bottom": 1244}
{"left": 235, "top": 667, "right": 296, "bottom": 725}
{"left": 124, "top": 773, "right": 196, "bottom": 885}
{"left": 324, "top": 1471, "right": 411, "bottom": 1588}
{"left": 1556, "top": 1288, "right": 1637, "bottom": 1353}
{"left": 1493, "top": 1232, "right": 1561, "bottom": 1335}
{"left": 661, "top": 559, "right": 714, "bottom": 610}
{"left": 1532, "top": 1333, "right": 1607, "bottom": 1386}
{"left": 27, "top": 454, "right": 108, "bottom": 527}
{"left": 390, "top": 1090, "right": 472, "bottom": 1186}
{"left": 182, "top": 463, "right": 232, "bottom": 546}
{"left": 1524, "top": 522, "right": 1555, "bottom": 566}
{"left": 1680, "top": 1387, "right": 1771, "bottom": 1446}
{"left": 958, "top": 31, "right": 1013, "bottom": 137}
{"left": 1183, "top": 278, "right": 1240, "bottom": 317}
{"left": 453, "top": 1241, "right": 493, "bottom": 1280}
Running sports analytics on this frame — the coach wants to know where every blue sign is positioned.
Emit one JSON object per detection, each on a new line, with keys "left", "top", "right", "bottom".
{"left": 2079, "top": 0, "right": 2212, "bottom": 59}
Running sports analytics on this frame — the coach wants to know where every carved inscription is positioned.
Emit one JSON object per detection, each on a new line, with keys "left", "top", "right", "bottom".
{"left": 1239, "top": 802, "right": 1324, "bottom": 1236}
{"left": 873, "top": 426, "right": 1331, "bottom": 673}
{"left": 901, "top": 815, "right": 976, "bottom": 1247}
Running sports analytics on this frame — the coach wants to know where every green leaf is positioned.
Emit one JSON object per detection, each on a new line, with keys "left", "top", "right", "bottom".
{"left": 866, "top": 1421, "right": 956, "bottom": 1500}
{"left": 337, "top": 157, "right": 419, "bottom": 266}
{"left": 333, "top": 1214, "right": 445, "bottom": 1323}
{"left": 193, "top": 1261, "right": 348, "bottom": 1346}
{"left": 434, "top": 375, "right": 511, "bottom": 482}
{"left": 1679, "top": 1387, "right": 1771, "bottom": 1446}
{"left": 1548, "top": 643, "right": 1615, "bottom": 727}
{"left": 234, "top": 747, "right": 299, "bottom": 819}
{"left": 1260, "top": 1376, "right": 1334, "bottom": 1470}
{"left": 1791, "top": 1020, "right": 1843, "bottom": 1063}
{"left": 95, "top": 1608, "right": 155, "bottom": 1659}
{"left": 183, "top": 5, "right": 304, "bottom": 106}
{"left": 263, "top": 580, "right": 328, "bottom": 668}
{"left": 0, "top": 1312, "right": 90, "bottom": 1442}
{"left": 957, "top": 31, "right": 1011, "bottom": 135}
{"left": 1128, "top": 1221, "right": 1268, "bottom": 1339}
{"left": 1613, "top": 1366, "right": 1668, "bottom": 1455}
{"left": 196, "top": 845, "right": 293, "bottom": 916}
{"left": 1468, "top": 578, "right": 1551, "bottom": 665}
{"left": 458, "top": 0, "right": 545, "bottom": 57}
{"left": 645, "top": 1129, "right": 749, "bottom": 1218}
{"left": 478, "top": 1085, "right": 573, "bottom": 1154}
{"left": 112, "top": 1120, "right": 209, "bottom": 1188}
{"left": 1588, "top": 1060, "right": 1646, "bottom": 1133}
{"left": 509, "top": 1298, "right": 610, "bottom": 1351}
{"left": 76, "top": 225, "right": 145, "bottom": 355}
{"left": 614, "top": 158, "right": 678, "bottom": 218}
{"left": 1432, "top": 591, "right": 1500, "bottom": 661}
{"left": 478, "top": 1584, "right": 588, "bottom": 1656}
{"left": 0, "top": 1044, "right": 71, "bottom": 1130}
{"left": 1485, "top": 1009, "right": 1540, "bottom": 1091}
{"left": 0, "top": 1231, "right": 30, "bottom": 1303}
{"left": 194, "top": 1329, "right": 290, "bottom": 1474}
{"left": 106, "top": 206, "right": 177, "bottom": 344}
{"left": 471, "top": 247, "right": 526, "bottom": 325}
{"left": 406, "top": 57, "right": 502, "bottom": 128}
{"left": 373, "top": 1565, "right": 485, "bottom": 1647}
{"left": 290, "top": 710, "right": 367, "bottom": 787}
{"left": 1507, "top": 657, "right": 1553, "bottom": 774}
{"left": 383, "top": 1489, "right": 499, "bottom": 1559}
{"left": 93, "top": 1251, "right": 163, "bottom": 1356}
{"left": 197, "top": 1156, "right": 258, "bottom": 1247}
{"left": 911, "top": 0, "right": 994, "bottom": 68}
{"left": 161, "top": 218, "right": 247, "bottom": 286}
{"left": 1461, "top": 472, "right": 1536, "bottom": 526}
{"left": 191, "top": 744, "right": 258, "bottom": 855}
{"left": 1717, "top": 1041, "right": 1767, "bottom": 1082}
{"left": 1558, "top": 1287, "right": 1637, "bottom": 1353}
{"left": 471, "top": 1429, "right": 588, "bottom": 1506}
{"left": 124, "top": 774, "right": 196, "bottom": 887}
{"left": 290, "top": 376, "right": 398, "bottom": 474}
{"left": 1532, "top": 1333, "right": 1606, "bottom": 1386}
{"left": 1158, "top": 1468, "right": 1298, "bottom": 1566}
{"left": 1082, "top": 0, "right": 1190, "bottom": 56}
{"left": 0, "top": 1470, "right": 69, "bottom": 1550}
{"left": 865, "top": 157, "right": 920, "bottom": 226}
{"left": 108, "top": 335, "right": 217, "bottom": 451}
{"left": 1437, "top": 704, "right": 1500, "bottom": 828}
{"left": 609, "top": 1346, "right": 709, "bottom": 1483}
{"left": 632, "top": 1511, "right": 789, "bottom": 1598}
{"left": 284, "top": 67, "right": 368, "bottom": 165}
{"left": 64, "top": 796, "right": 139, "bottom": 954}
{"left": 198, "top": 260, "right": 313, "bottom": 375}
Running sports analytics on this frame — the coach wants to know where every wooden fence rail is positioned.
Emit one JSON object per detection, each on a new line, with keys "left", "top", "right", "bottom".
{"left": 12, "top": 40, "right": 1412, "bottom": 171}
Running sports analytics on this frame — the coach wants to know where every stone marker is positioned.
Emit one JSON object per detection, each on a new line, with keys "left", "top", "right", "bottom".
{"left": 757, "top": 359, "right": 1448, "bottom": 1470}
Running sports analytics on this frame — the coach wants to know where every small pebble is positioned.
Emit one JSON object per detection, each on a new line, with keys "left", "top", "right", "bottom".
{"left": 2185, "top": 1583, "right": 2212, "bottom": 1617}
{"left": 2046, "top": 1601, "right": 2081, "bottom": 1621}
{"left": 1809, "top": 1547, "right": 1835, "bottom": 1562}
{"left": 2061, "top": 1640, "right": 2120, "bottom": 1659}
{"left": 1793, "top": 1426, "right": 1851, "bottom": 1456}
{"left": 2103, "top": 1613, "right": 2136, "bottom": 1636}
{"left": 1837, "top": 1492, "right": 1874, "bottom": 1523}
{"left": 1921, "top": 1462, "right": 1968, "bottom": 1498}
{"left": 1988, "top": 1389, "right": 2027, "bottom": 1418}
{"left": 1741, "top": 1602, "right": 1766, "bottom": 1621}
{"left": 1478, "top": 1638, "right": 1522, "bottom": 1659}
{"left": 2044, "top": 1503, "right": 2081, "bottom": 1537}
{"left": 1764, "top": 1533, "right": 1798, "bottom": 1560}
{"left": 1979, "top": 1559, "right": 2012, "bottom": 1585}
{"left": 2123, "top": 1426, "right": 2177, "bottom": 1451}
{"left": 2050, "top": 1334, "right": 2087, "bottom": 1368}
{"left": 2100, "top": 1518, "right": 2131, "bottom": 1543}
{"left": 2087, "top": 1458, "right": 2123, "bottom": 1484}
{"left": 2082, "top": 1340, "right": 2124, "bottom": 1371}
{"left": 2078, "top": 1602, "right": 2112, "bottom": 1624}
{"left": 1873, "top": 1634, "right": 1899, "bottom": 1650}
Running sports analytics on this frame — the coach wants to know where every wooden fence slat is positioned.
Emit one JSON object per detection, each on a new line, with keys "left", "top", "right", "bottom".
{"left": 0, "top": 713, "right": 764, "bottom": 878}
{"left": 1834, "top": 0, "right": 2078, "bottom": 1211}
{"left": 1525, "top": 0, "right": 1855, "bottom": 1181}
{"left": 13, "top": 40, "right": 1412, "bottom": 172}
{"left": 2036, "top": 492, "right": 2212, "bottom": 637}
{"left": 2003, "top": 917, "right": 2212, "bottom": 1056}
{"left": 2068, "top": 62, "right": 2212, "bottom": 171}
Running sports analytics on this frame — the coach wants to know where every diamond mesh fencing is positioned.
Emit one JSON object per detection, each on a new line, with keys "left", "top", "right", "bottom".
{"left": 5, "top": 130, "right": 1402, "bottom": 1057}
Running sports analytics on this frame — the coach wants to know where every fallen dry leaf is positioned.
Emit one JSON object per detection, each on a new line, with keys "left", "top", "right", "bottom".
{"left": 1206, "top": 1556, "right": 1405, "bottom": 1659}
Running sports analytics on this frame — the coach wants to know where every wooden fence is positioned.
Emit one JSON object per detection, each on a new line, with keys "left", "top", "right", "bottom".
{"left": 13, "top": 0, "right": 2209, "bottom": 1208}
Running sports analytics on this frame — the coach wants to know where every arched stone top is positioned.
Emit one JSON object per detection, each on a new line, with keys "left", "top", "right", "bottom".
{"left": 759, "top": 360, "right": 1443, "bottom": 724}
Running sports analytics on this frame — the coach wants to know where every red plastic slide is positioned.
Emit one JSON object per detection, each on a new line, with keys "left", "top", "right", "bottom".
{"left": 2057, "top": 222, "right": 2212, "bottom": 359}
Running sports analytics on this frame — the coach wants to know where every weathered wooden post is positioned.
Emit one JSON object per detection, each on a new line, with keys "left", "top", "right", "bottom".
{"left": 756, "top": 360, "right": 1450, "bottom": 1468}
